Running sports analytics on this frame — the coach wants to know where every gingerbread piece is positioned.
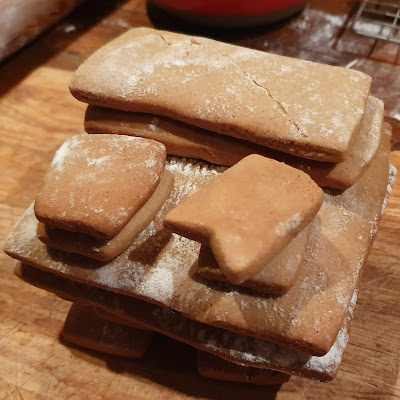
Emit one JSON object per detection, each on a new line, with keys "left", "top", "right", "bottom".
{"left": 164, "top": 155, "right": 323, "bottom": 284}
{"left": 197, "top": 351, "right": 290, "bottom": 386}
{"left": 5, "top": 133, "right": 392, "bottom": 357}
{"left": 93, "top": 307, "right": 150, "bottom": 331}
{"left": 84, "top": 95, "right": 382, "bottom": 190}
{"left": 37, "top": 170, "right": 174, "bottom": 261}
{"left": 302, "top": 96, "right": 383, "bottom": 188}
{"left": 197, "top": 223, "right": 311, "bottom": 296}
{"left": 61, "top": 303, "right": 153, "bottom": 358}
{"left": 13, "top": 263, "right": 357, "bottom": 381}
{"left": 34, "top": 134, "right": 166, "bottom": 239}
{"left": 84, "top": 106, "right": 266, "bottom": 170}
{"left": 66, "top": 303, "right": 289, "bottom": 385}
{"left": 70, "top": 27, "right": 371, "bottom": 162}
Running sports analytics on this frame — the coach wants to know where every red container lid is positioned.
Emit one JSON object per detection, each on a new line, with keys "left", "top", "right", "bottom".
{"left": 152, "top": 0, "right": 307, "bottom": 16}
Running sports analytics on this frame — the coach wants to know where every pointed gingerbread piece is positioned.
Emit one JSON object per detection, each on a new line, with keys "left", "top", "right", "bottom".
{"left": 164, "top": 154, "right": 323, "bottom": 284}
{"left": 34, "top": 134, "right": 166, "bottom": 239}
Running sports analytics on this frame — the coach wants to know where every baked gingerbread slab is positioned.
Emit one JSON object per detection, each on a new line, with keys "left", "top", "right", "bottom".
{"left": 63, "top": 303, "right": 289, "bottom": 385}
{"left": 197, "top": 351, "right": 290, "bottom": 386}
{"left": 5, "top": 127, "right": 391, "bottom": 357}
{"left": 13, "top": 263, "right": 358, "bottom": 381}
{"left": 70, "top": 27, "right": 371, "bottom": 162}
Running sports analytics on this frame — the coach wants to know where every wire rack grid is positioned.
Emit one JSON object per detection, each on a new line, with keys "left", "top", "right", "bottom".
{"left": 352, "top": 0, "right": 400, "bottom": 44}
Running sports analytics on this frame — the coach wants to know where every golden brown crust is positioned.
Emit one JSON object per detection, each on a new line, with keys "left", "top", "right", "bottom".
{"left": 11, "top": 263, "right": 358, "bottom": 381}
{"left": 4, "top": 132, "right": 390, "bottom": 356}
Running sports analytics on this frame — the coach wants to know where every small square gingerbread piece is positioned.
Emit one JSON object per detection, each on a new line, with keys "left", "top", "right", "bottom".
{"left": 62, "top": 303, "right": 153, "bottom": 358}
{"left": 34, "top": 134, "right": 166, "bottom": 239}
{"left": 164, "top": 154, "right": 323, "bottom": 284}
{"left": 36, "top": 170, "right": 174, "bottom": 261}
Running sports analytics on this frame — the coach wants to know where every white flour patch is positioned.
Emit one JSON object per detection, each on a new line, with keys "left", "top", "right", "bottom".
{"left": 276, "top": 213, "right": 302, "bottom": 237}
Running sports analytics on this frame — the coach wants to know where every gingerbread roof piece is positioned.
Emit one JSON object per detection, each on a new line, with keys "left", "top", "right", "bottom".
{"left": 164, "top": 155, "right": 323, "bottom": 284}
{"left": 34, "top": 134, "right": 166, "bottom": 239}
{"left": 70, "top": 27, "right": 372, "bottom": 163}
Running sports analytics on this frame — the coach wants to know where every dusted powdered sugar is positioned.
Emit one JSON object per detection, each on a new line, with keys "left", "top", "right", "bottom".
{"left": 305, "top": 289, "right": 357, "bottom": 374}
{"left": 137, "top": 262, "right": 174, "bottom": 304}
{"left": 353, "top": 97, "right": 383, "bottom": 165}
{"left": 146, "top": 287, "right": 357, "bottom": 380}
{"left": 381, "top": 164, "right": 397, "bottom": 216}
{"left": 166, "top": 156, "right": 225, "bottom": 177}
{"left": 276, "top": 213, "right": 302, "bottom": 237}
{"left": 51, "top": 134, "right": 83, "bottom": 173}
{"left": 87, "top": 155, "right": 110, "bottom": 167}
{"left": 4, "top": 203, "right": 37, "bottom": 256}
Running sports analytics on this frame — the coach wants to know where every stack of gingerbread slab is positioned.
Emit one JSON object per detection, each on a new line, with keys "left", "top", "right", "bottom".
{"left": 4, "top": 27, "right": 397, "bottom": 386}
{"left": 33, "top": 134, "right": 174, "bottom": 262}
{"left": 78, "top": 27, "right": 384, "bottom": 190}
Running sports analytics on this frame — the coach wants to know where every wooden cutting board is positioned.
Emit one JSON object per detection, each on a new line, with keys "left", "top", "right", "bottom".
{"left": 0, "top": 63, "right": 399, "bottom": 399}
{"left": 1, "top": 0, "right": 400, "bottom": 397}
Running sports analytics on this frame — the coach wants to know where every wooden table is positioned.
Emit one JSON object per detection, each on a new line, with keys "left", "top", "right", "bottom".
{"left": 0, "top": 1, "right": 399, "bottom": 398}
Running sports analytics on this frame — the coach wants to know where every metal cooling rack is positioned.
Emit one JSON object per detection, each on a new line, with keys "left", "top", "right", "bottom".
{"left": 352, "top": 0, "right": 400, "bottom": 44}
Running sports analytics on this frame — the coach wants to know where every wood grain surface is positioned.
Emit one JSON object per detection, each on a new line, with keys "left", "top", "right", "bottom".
{"left": 0, "top": 0, "right": 399, "bottom": 399}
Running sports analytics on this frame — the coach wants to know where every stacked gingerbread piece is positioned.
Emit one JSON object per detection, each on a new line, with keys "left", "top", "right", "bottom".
{"left": 4, "top": 27, "right": 396, "bottom": 386}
